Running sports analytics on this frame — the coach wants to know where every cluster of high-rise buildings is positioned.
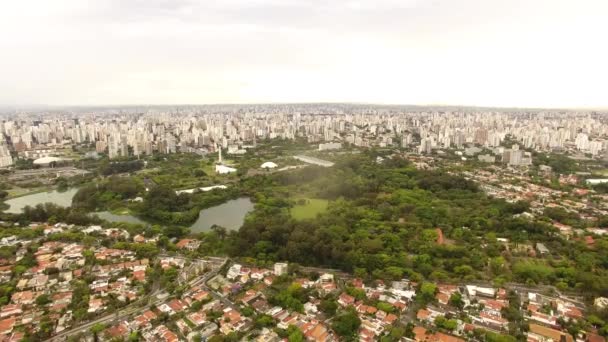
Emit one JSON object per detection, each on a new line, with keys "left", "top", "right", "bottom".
{"left": 0, "top": 105, "right": 606, "bottom": 165}
{"left": 0, "top": 144, "right": 12, "bottom": 168}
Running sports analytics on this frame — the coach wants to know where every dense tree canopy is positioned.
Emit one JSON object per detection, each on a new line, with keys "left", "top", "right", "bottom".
{"left": 223, "top": 153, "right": 608, "bottom": 296}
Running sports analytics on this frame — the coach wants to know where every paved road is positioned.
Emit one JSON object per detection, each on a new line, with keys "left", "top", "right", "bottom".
{"left": 47, "top": 257, "right": 228, "bottom": 342}
{"left": 47, "top": 290, "right": 163, "bottom": 342}
{"left": 189, "top": 258, "right": 236, "bottom": 310}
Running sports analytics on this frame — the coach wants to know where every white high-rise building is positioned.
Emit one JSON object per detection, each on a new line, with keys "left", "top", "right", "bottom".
{"left": 274, "top": 262, "right": 288, "bottom": 276}
{"left": 0, "top": 144, "right": 13, "bottom": 167}
{"left": 575, "top": 133, "right": 590, "bottom": 151}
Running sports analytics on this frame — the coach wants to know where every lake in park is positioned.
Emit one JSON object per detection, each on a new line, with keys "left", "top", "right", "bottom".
{"left": 3, "top": 189, "right": 254, "bottom": 233}
{"left": 93, "top": 197, "right": 254, "bottom": 232}
{"left": 188, "top": 197, "right": 254, "bottom": 232}
{"left": 3, "top": 188, "right": 79, "bottom": 213}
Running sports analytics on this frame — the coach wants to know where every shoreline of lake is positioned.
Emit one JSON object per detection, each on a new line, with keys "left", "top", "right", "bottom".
{"left": 190, "top": 197, "right": 254, "bottom": 232}
{"left": 3, "top": 188, "right": 80, "bottom": 214}
{"left": 5, "top": 186, "right": 55, "bottom": 200}
{"left": 97, "top": 197, "right": 254, "bottom": 232}
{"left": 2, "top": 188, "right": 254, "bottom": 233}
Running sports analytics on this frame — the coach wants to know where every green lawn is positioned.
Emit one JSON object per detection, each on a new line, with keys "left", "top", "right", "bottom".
{"left": 290, "top": 198, "right": 329, "bottom": 220}
{"left": 109, "top": 207, "right": 133, "bottom": 215}
{"left": 593, "top": 169, "right": 608, "bottom": 176}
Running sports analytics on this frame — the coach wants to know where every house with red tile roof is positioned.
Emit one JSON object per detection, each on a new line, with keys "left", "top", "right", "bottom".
{"left": 176, "top": 319, "right": 190, "bottom": 334}
{"left": 393, "top": 300, "right": 407, "bottom": 312}
{"left": 168, "top": 299, "right": 188, "bottom": 313}
{"left": 359, "top": 327, "right": 375, "bottom": 342}
{"left": 192, "top": 290, "right": 210, "bottom": 302}
{"left": 476, "top": 312, "right": 509, "bottom": 328}
{"left": 303, "top": 322, "right": 332, "bottom": 342}
{"left": 528, "top": 323, "right": 573, "bottom": 342}
{"left": 11, "top": 291, "right": 35, "bottom": 305}
{"left": 132, "top": 270, "right": 146, "bottom": 282}
{"left": 338, "top": 293, "right": 355, "bottom": 307}
{"left": 175, "top": 239, "right": 201, "bottom": 251}
{"left": 187, "top": 312, "right": 207, "bottom": 326}
{"left": 0, "top": 318, "right": 16, "bottom": 336}
{"left": 94, "top": 248, "right": 134, "bottom": 261}
{"left": 0, "top": 305, "right": 21, "bottom": 319}
{"left": 384, "top": 313, "right": 398, "bottom": 324}
{"left": 417, "top": 308, "right": 432, "bottom": 321}
{"left": 319, "top": 282, "right": 337, "bottom": 295}
{"left": 436, "top": 292, "right": 450, "bottom": 305}
{"left": 480, "top": 299, "right": 508, "bottom": 316}
{"left": 412, "top": 326, "right": 465, "bottom": 342}
{"left": 528, "top": 310, "right": 559, "bottom": 328}
{"left": 355, "top": 303, "right": 378, "bottom": 316}
{"left": 223, "top": 308, "right": 242, "bottom": 324}
{"left": 413, "top": 326, "right": 428, "bottom": 341}
{"left": 351, "top": 278, "right": 364, "bottom": 289}
{"left": 131, "top": 310, "right": 157, "bottom": 331}
{"left": 154, "top": 325, "right": 179, "bottom": 342}
{"left": 239, "top": 290, "right": 258, "bottom": 304}
{"left": 105, "top": 322, "right": 130, "bottom": 339}
{"left": 88, "top": 298, "right": 104, "bottom": 313}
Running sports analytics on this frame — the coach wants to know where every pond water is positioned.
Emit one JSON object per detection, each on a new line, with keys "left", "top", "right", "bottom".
{"left": 3, "top": 189, "right": 254, "bottom": 233}
{"left": 90, "top": 198, "right": 254, "bottom": 232}
{"left": 190, "top": 197, "right": 254, "bottom": 232}
{"left": 3, "top": 188, "right": 79, "bottom": 213}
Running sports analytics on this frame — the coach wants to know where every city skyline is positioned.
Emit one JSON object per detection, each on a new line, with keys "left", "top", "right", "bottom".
{"left": 1, "top": 0, "right": 607, "bottom": 108}
{"left": 1, "top": 102, "right": 608, "bottom": 112}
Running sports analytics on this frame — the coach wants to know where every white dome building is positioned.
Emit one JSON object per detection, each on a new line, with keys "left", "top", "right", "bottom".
{"left": 33, "top": 156, "right": 64, "bottom": 166}
{"left": 261, "top": 162, "right": 278, "bottom": 169}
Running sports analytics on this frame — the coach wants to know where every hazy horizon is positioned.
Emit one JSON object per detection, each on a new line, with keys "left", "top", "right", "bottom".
{"left": 1, "top": 0, "right": 607, "bottom": 108}
{"left": 2, "top": 102, "right": 606, "bottom": 113}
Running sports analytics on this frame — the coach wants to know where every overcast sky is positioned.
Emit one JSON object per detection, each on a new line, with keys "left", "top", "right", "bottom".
{"left": 1, "top": 0, "right": 607, "bottom": 108}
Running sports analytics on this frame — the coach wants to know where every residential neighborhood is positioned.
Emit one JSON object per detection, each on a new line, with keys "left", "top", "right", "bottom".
{"left": 0, "top": 219, "right": 602, "bottom": 341}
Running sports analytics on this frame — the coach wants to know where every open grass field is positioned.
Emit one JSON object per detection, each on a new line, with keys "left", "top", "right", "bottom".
{"left": 592, "top": 169, "right": 608, "bottom": 177}
{"left": 290, "top": 198, "right": 329, "bottom": 220}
